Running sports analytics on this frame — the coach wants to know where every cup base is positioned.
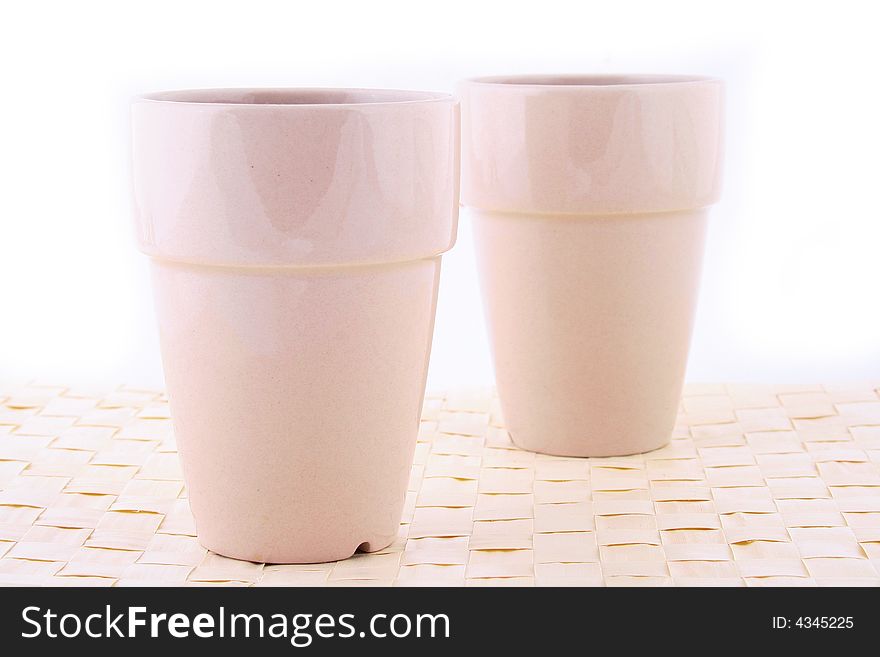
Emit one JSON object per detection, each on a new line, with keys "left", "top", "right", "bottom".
{"left": 196, "top": 533, "right": 397, "bottom": 565}
{"left": 508, "top": 430, "right": 671, "bottom": 458}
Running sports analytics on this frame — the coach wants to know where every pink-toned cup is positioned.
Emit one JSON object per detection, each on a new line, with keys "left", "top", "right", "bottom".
{"left": 459, "top": 75, "right": 723, "bottom": 457}
{"left": 131, "top": 88, "right": 459, "bottom": 562}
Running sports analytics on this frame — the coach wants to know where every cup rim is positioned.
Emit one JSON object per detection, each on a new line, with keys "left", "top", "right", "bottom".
{"left": 135, "top": 87, "right": 455, "bottom": 108}
{"left": 462, "top": 73, "right": 721, "bottom": 90}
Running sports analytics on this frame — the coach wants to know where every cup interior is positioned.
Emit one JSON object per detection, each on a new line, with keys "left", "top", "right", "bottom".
{"left": 469, "top": 74, "right": 714, "bottom": 87}
{"left": 140, "top": 88, "right": 450, "bottom": 106}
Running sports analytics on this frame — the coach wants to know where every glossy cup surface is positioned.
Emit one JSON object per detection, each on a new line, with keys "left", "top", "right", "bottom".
{"left": 460, "top": 75, "right": 723, "bottom": 457}
{"left": 132, "top": 88, "right": 459, "bottom": 561}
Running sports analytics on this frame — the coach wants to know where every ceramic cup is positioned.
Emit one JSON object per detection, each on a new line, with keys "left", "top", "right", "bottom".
{"left": 459, "top": 75, "right": 723, "bottom": 457}
{"left": 131, "top": 88, "right": 459, "bottom": 562}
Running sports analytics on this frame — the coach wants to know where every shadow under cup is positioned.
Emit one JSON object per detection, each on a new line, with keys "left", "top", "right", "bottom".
{"left": 131, "top": 88, "right": 459, "bottom": 563}
{"left": 459, "top": 74, "right": 724, "bottom": 457}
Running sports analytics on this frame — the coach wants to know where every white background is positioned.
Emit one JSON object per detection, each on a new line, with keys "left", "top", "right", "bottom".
{"left": 1, "top": 0, "right": 878, "bottom": 389}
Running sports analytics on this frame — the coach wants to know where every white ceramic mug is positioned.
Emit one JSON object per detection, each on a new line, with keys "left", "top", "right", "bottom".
{"left": 459, "top": 75, "right": 723, "bottom": 457}
{"left": 131, "top": 88, "right": 459, "bottom": 562}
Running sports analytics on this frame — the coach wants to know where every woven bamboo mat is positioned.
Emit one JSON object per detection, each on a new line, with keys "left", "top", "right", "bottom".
{"left": 1, "top": 382, "right": 879, "bottom": 587}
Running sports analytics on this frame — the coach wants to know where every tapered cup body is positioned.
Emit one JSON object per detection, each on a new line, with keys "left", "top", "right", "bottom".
{"left": 132, "top": 88, "right": 459, "bottom": 562}
{"left": 459, "top": 75, "right": 723, "bottom": 457}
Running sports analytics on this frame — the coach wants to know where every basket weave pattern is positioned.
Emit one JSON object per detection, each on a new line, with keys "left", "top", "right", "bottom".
{"left": 1, "top": 382, "right": 879, "bottom": 586}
